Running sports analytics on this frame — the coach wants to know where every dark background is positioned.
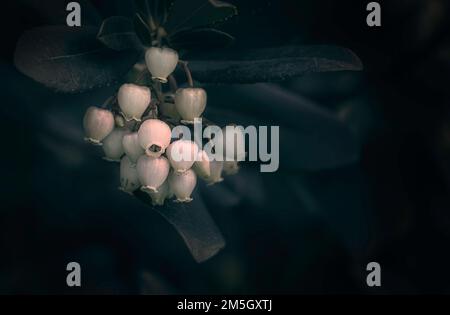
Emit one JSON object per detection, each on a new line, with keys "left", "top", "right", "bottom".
{"left": 1, "top": 0, "right": 450, "bottom": 294}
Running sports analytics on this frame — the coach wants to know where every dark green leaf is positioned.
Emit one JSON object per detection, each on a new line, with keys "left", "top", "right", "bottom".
{"left": 97, "top": 16, "right": 143, "bottom": 51}
{"left": 169, "top": 28, "right": 234, "bottom": 51}
{"left": 134, "top": 190, "right": 225, "bottom": 263}
{"left": 186, "top": 45, "right": 363, "bottom": 84}
{"left": 165, "top": 0, "right": 237, "bottom": 34}
{"left": 14, "top": 26, "right": 140, "bottom": 93}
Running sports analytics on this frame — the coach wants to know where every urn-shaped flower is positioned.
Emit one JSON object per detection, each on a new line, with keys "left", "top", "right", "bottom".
{"left": 138, "top": 119, "right": 172, "bottom": 158}
{"left": 137, "top": 155, "right": 170, "bottom": 193}
{"left": 83, "top": 107, "right": 114, "bottom": 145}
{"left": 174, "top": 88, "right": 207, "bottom": 123}
{"left": 119, "top": 156, "right": 140, "bottom": 194}
{"left": 102, "top": 128, "right": 128, "bottom": 162}
{"left": 145, "top": 47, "right": 179, "bottom": 83}
{"left": 117, "top": 84, "right": 151, "bottom": 122}
{"left": 122, "top": 132, "right": 145, "bottom": 165}
{"left": 168, "top": 169, "right": 197, "bottom": 203}
{"left": 166, "top": 140, "right": 198, "bottom": 173}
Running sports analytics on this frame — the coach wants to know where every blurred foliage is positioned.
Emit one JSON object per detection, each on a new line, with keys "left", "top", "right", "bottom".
{"left": 1, "top": 0, "right": 450, "bottom": 294}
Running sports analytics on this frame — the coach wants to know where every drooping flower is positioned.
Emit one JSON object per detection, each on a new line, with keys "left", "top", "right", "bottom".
{"left": 117, "top": 83, "right": 151, "bottom": 122}
{"left": 102, "top": 128, "right": 129, "bottom": 162}
{"left": 83, "top": 107, "right": 114, "bottom": 145}
{"left": 166, "top": 140, "right": 198, "bottom": 173}
{"left": 168, "top": 169, "right": 197, "bottom": 203}
{"left": 174, "top": 88, "right": 207, "bottom": 123}
{"left": 193, "top": 149, "right": 211, "bottom": 180}
{"left": 145, "top": 47, "right": 179, "bottom": 83}
{"left": 122, "top": 132, "right": 145, "bottom": 165}
{"left": 137, "top": 155, "right": 170, "bottom": 193}
{"left": 119, "top": 156, "right": 140, "bottom": 194}
{"left": 138, "top": 119, "right": 172, "bottom": 158}
{"left": 207, "top": 160, "right": 224, "bottom": 185}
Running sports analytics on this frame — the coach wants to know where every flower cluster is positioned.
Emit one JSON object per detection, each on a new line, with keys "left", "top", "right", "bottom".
{"left": 83, "top": 47, "right": 239, "bottom": 206}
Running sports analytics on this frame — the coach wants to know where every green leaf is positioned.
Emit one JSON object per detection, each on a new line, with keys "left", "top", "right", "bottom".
{"left": 97, "top": 16, "right": 143, "bottom": 51}
{"left": 14, "top": 26, "right": 140, "bottom": 93}
{"left": 186, "top": 45, "right": 363, "bottom": 84}
{"left": 168, "top": 28, "right": 234, "bottom": 51}
{"left": 165, "top": 0, "right": 237, "bottom": 34}
{"left": 134, "top": 190, "right": 225, "bottom": 263}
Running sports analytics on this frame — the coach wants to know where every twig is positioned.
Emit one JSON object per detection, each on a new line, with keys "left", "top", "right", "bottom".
{"left": 152, "top": 81, "right": 164, "bottom": 103}
{"left": 168, "top": 75, "right": 178, "bottom": 93}
{"left": 101, "top": 95, "right": 116, "bottom": 109}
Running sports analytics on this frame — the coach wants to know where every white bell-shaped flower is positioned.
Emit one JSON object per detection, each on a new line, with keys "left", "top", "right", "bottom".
{"left": 145, "top": 47, "right": 179, "bottom": 83}
{"left": 138, "top": 119, "right": 172, "bottom": 158}
{"left": 166, "top": 140, "right": 198, "bottom": 173}
{"left": 223, "top": 161, "right": 239, "bottom": 175}
{"left": 147, "top": 180, "right": 173, "bottom": 206}
{"left": 193, "top": 149, "right": 211, "bottom": 180}
{"left": 137, "top": 155, "right": 170, "bottom": 193}
{"left": 168, "top": 169, "right": 197, "bottom": 203}
{"left": 214, "top": 125, "right": 246, "bottom": 161}
{"left": 117, "top": 84, "right": 151, "bottom": 122}
{"left": 122, "top": 132, "right": 144, "bottom": 165}
{"left": 174, "top": 88, "right": 207, "bottom": 123}
{"left": 83, "top": 107, "right": 114, "bottom": 145}
{"left": 102, "top": 128, "right": 129, "bottom": 162}
{"left": 119, "top": 156, "right": 140, "bottom": 194}
{"left": 207, "top": 160, "right": 224, "bottom": 185}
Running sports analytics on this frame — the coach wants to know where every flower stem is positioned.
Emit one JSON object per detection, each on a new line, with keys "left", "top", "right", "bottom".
{"left": 179, "top": 60, "right": 194, "bottom": 88}
{"left": 168, "top": 75, "right": 178, "bottom": 93}
{"left": 101, "top": 95, "right": 116, "bottom": 109}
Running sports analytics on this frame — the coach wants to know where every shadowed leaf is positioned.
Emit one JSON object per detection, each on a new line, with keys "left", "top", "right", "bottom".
{"left": 14, "top": 26, "right": 140, "bottom": 93}
{"left": 169, "top": 28, "right": 234, "bottom": 51}
{"left": 203, "top": 83, "right": 359, "bottom": 170}
{"left": 186, "top": 45, "right": 363, "bottom": 84}
{"left": 134, "top": 190, "right": 225, "bottom": 263}
{"left": 97, "top": 16, "right": 143, "bottom": 51}
{"left": 165, "top": 0, "right": 237, "bottom": 34}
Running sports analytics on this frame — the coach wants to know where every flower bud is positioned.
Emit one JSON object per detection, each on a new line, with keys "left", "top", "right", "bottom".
{"left": 137, "top": 155, "right": 170, "bottom": 193}
{"left": 223, "top": 160, "right": 239, "bottom": 175}
{"left": 119, "top": 156, "right": 140, "bottom": 194}
{"left": 138, "top": 119, "right": 171, "bottom": 158}
{"left": 193, "top": 150, "right": 211, "bottom": 180}
{"left": 83, "top": 107, "right": 114, "bottom": 145}
{"left": 102, "top": 128, "right": 129, "bottom": 162}
{"left": 166, "top": 140, "right": 198, "bottom": 173}
{"left": 117, "top": 83, "right": 151, "bottom": 122}
{"left": 145, "top": 47, "right": 179, "bottom": 83}
{"left": 147, "top": 180, "right": 173, "bottom": 206}
{"left": 168, "top": 169, "right": 197, "bottom": 203}
{"left": 122, "top": 132, "right": 144, "bottom": 165}
{"left": 174, "top": 88, "right": 207, "bottom": 123}
{"left": 207, "top": 160, "right": 224, "bottom": 185}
